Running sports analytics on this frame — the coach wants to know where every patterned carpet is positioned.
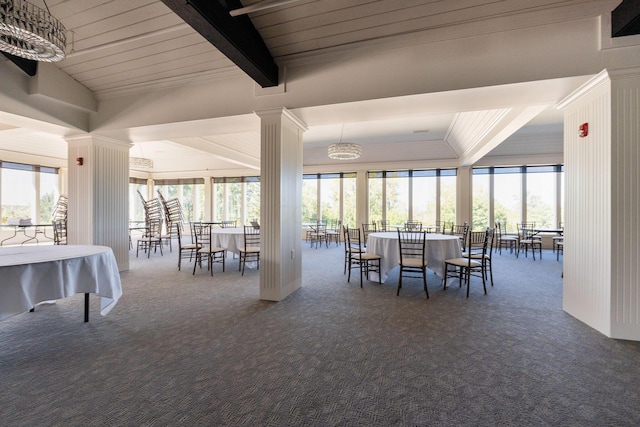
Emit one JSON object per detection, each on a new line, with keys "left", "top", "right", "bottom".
{"left": 1, "top": 241, "right": 640, "bottom": 426}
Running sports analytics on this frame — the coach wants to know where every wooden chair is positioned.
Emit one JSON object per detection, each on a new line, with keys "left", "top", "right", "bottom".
{"left": 220, "top": 220, "right": 237, "bottom": 228}
{"left": 494, "top": 221, "right": 518, "bottom": 255}
{"left": 325, "top": 219, "right": 341, "bottom": 246}
{"left": 52, "top": 218, "right": 67, "bottom": 245}
{"left": 451, "top": 223, "right": 470, "bottom": 251}
{"left": 176, "top": 223, "right": 200, "bottom": 271}
{"left": 443, "top": 228, "right": 488, "bottom": 297}
{"left": 517, "top": 223, "right": 542, "bottom": 260}
{"left": 464, "top": 227, "right": 495, "bottom": 287}
{"left": 361, "top": 222, "right": 377, "bottom": 246}
{"left": 136, "top": 218, "right": 163, "bottom": 258}
{"left": 239, "top": 225, "right": 261, "bottom": 275}
{"left": 342, "top": 225, "right": 361, "bottom": 274}
{"left": 555, "top": 238, "right": 564, "bottom": 261}
{"left": 377, "top": 220, "right": 388, "bottom": 232}
{"left": 397, "top": 229, "right": 428, "bottom": 298}
{"left": 308, "top": 222, "right": 327, "bottom": 248}
{"left": 404, "top": 220, "right": 422, "bottom": 231}
{"left": 346, "top": 226, "right": 381, "bottom": 287}
{"left": 192, "top": 223, "right": 225, "bottom": 275}
{"left": 552, "top": 222, "right": 564, "bottom": 254}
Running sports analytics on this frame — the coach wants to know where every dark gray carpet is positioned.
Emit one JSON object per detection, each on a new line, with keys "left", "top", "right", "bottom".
{"left": 1, "top": 242, "right": 640, "bottom": 426}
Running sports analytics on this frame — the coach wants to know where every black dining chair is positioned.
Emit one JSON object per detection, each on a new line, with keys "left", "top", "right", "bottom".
{"left": 397, "top": 229, "right": 428, "bottom": 298}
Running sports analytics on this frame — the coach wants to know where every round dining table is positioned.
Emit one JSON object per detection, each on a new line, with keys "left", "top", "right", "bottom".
{"left": 210, "top": 227, "right": 246, "bottom": 255}
{"left": 366, "top": 232, "right": 462, "bottom": 283}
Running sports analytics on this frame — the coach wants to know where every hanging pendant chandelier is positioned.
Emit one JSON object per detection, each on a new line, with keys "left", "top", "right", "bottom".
{"left": 130, "top": 157, "right": 154, "bottom": 170}
{"left": 328, "top": 124, "right": 361, "bottom": 160}
{"left": 328, "top": 143, "right": 361, "bottom": 160}
{"left": 0, "top": 0, "right": 66, "bottom": 62}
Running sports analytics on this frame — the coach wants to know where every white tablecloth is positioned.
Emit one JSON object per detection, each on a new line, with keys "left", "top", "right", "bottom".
{"left": 366, "top": 232, "right": 462, "bottom": 282}
{"left": 0, "top": 245, "right": 122, "bottom": 321}
{"left": 210, "top": 227, "right": 246, "bottom": 255}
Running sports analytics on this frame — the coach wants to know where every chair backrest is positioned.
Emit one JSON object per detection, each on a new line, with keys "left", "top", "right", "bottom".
{"left": 347, "top": 226, "right": 364, "bottom": 252}
{"left": 468, "top": 229, "right": 486, "bottom": 252}
{"left": 378, "top": 220, "right": 388, "bottom": 232}
{"left": 192, "top": 222, "right": 211, "bottom": 247}
{"left": 361, "top": 223, "right": 377, "bottom": 243}
{"left": 452, "top": 224, "right": 470, "bottom": 248}
{"left": 518, "top": 222, "right": 536, "bottom": 239}
{"left": 147, "top": 217, "right": 163, "bottom": 238}
{"left": 243, "top": 225, "right": 260, "bottom": 249}
{"left": 486, "top": 227, "right": 495, "bottom": 259}
{"left": 397, "top": 229, "right": 426, "bottom": 263}
{"left": 404, "top": 221, "right": 422, "bottom": 231}
{"left": 221, "top": 220, "right": 237, "bottom": 228}
{"left": 465, "top": 228, "right": 489, "bottom": 262}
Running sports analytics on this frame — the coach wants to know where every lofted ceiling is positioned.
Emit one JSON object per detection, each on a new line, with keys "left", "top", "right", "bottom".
{"left": 0, "top": 0, "right": 628, "bottom": 174}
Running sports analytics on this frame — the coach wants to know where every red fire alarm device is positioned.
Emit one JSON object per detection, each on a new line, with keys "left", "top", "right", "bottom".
{"left": 579, "top": 123, "right": 588, "bottom": 138}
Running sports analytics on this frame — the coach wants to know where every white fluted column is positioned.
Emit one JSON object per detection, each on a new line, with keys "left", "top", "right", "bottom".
{"left": 559, "top": 68, "right": 640, "bottom": 341}
{"left": 65, "top": 134, "right": 130, "bottom": 271}
{"left": 257, "top": 108, "right": 306, "bottom": 301}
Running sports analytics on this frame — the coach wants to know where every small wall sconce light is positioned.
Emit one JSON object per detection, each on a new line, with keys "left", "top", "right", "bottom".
{"left": 76, "top": 157, "right": 83, "bottom": 166}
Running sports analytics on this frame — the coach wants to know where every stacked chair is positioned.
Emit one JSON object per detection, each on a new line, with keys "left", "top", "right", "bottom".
{"left": 51, "top": 195, "right": 68, "bottom": 245}
{"left": 157, "top": 190, "right": 185, "bottom": 252}
{"left": 136, "top": 190, "right": 164, "bottom": 257}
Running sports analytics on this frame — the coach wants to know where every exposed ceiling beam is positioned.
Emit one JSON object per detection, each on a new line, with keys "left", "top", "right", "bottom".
{"left": 458, "top": 105, "right": 549, "bottom": 167}
{"left": 160, "top": 0, "right": 278, "bottom": 87}
{"left": 611, "top": 0, "right": 640, "bottom": 37}
{"left": 172, "top": 137, "right": 260, "bottom": 170}
{"left": 229, "top": 0, "right": 306, "bottom": 17}
{"left": 2, "top": 52, "right": 37, "bottom": 77}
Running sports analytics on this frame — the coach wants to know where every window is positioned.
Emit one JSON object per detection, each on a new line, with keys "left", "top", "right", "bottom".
{"left": 303, "top": 173, "right": 356, "bottom": 227}
{"left": 155, "top": 178, "right": 205, "bottom": 222}
{"left": 129, "top": 178, "right": 148, "bottom": 222}
{"left": 412, "top": 170, "right": 437, "bottom": 226}
{"left": 213, "top": 176, "right": 260, "bottom": 225}
{"left": 472, "top": 165, "right": 563, "bottom": 232}
{"left": 369, "top": 169, "right": 456, "bottom": 228}
{"left": 1, "top": 162, "right": 59, "bottom": 223}
{"left": 494, "top": 167, "right": 523, "bottom": 232}
{"left": 526, "top": 165, "right": 561, "bottom": 228}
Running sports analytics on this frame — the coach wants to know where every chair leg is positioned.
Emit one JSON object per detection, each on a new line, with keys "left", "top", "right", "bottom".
{"left": 422, "top": 268, "right": 429, "bottom": 299}
{"left": 490, "top": 265, "right": 495, "bottom": 286}
{"left": 397, "top": 268, "right": 402, "bottom": 295}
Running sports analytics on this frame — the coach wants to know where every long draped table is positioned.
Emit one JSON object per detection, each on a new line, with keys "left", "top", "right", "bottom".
{"left": 0, "top": 245, "right": 122, "bottom": 322}
{"left": 366, "top": 232, "right": 462, "bottom": 283}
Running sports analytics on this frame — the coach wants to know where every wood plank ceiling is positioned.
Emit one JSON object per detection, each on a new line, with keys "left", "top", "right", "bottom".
{"left": 1, "top": 0, "right": 625, "bottom": 173}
